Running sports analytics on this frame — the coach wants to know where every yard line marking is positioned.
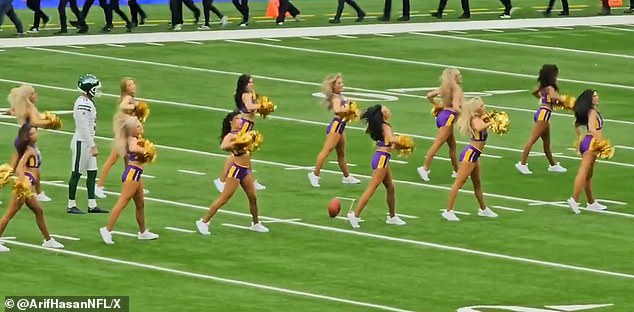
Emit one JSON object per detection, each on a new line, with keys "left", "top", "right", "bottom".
{"left": 221, "top": 223, "right": 252, "bottom": 230}
{"left": 482, "top": 29, "right": 504, "bottom": 33}
{"left": 105, "top": 43, "right": 126, "bottom": 48}
{"left": 528, "top": 201, "right": 567, "bottom": 206}
{"left": 4, "top": 240, "right": 416, "bottom": 312}
{"left": 37, "top": 182, "right": 634, "bottom": 279}
{"left": 336, "top": 196, "right": 357, "bottom": 202}
{"left": 177, "top": 169, "right": 207, "bottom": 176}
{"left": 591, "top": 25, "right": 634, "bottom": 32}
{"left": 439, "top": 209, "right": 471, "bottom": 216}
{"left": 520, "top": 28, "right": 539, "bottom": 31}
{"left": 329, "top": 161, "right": 356, "bottom": 167}
{"left": 48, "top": 110, "right": 74, "bottom": 114}
{"left": 336, "top": 35, "right": 358, "bottom": 39}
{"left": 598, "top": 199, "right": 627, "bottom": 205}
{"left": 164, "top": 226, "right": 196, "bottom": 233}
{"left": 616, "top": 145, "right": 634, "bottom": 151}
{"left": 385, "top": 213, "right": 419, "bottom": 219}
{"left": 480, "top": 154, "right": 502, "bottom": 159}
{"left": 373, "top": 33, "right": 394, "bottom": 37}
{"left": 261, "top": 219, "right": 303, "bottom": 223}
{"left": 262, "top": 38, "right": 281, "bottom": 42}
{"left": 390, "top": 159, "right": 408, "bottom": 164}
{"left": 17, "top": 49, "right": 634, "bottom": 126}
{"left": 553, "top": 26, "right": 574, "bottom": 30}
{"left": 435, "top": 156, "right": 451, "bottom": 161}
{"left": 50, "top": 234, "right": 81, "bottom": 241}
{"left": 335, "top": 216, "right": 365, "bottom": 222}
{"left": 284, "top": 166, "right": 315, "bottom": 170}
{"left": 184, "top": 40, "right": 204, "bottom": 45}
{"left": 491, "top": 205, "right": 524, "bottom": 212}
{"left": 446, "top": 30, "right": 467, "bottom": 34}
{"left": 300, "top": 36, "right": 320, "bottom": 40}
{"left": 145, "top": 42, "right": 164, "bottom": 46}
{"left": 111, "top": 230, "right": 137, "bottom": 237}
{"left": 67, "top": 45, "right": 86, "bottom": 49}
{"left": 144, "top": 174, "right": 156, "bottom": 179}
{"left": 0, "top": 237, "right": 17, "bottom": 240}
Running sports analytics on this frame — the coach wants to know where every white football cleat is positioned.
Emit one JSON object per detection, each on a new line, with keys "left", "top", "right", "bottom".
{"left": 587, "top": 201, "right": 607, "bottom": 211}
{"left": 451, "top": 171, "right": 458, "bottom": 178}
{"left": 416, "top": 166, "right": 430, "bottom": 182}
{"left": 249, "top": 222, "right": 269, "bottom": 233}
{"left": 567, "top": 197, "right": 581, "bottom": 214}
{"left": 441, "top": 210, "right": 460, "bottom": 221}
{"left": 0, "top": 243, "right": 10, "bottom": 252}
{"left": 515, "top": 162, "right": 533, "bottom": 175}
{"left": 196, "top": 219, "right": 211, "bottom": 235}
{"left": 342, "top": 175, "right": 361, "bottom": 184}
{"left": 347, "top": 212, "right": 360, "bottom": 228}
{"left": 307, "top": 172, "right": 320, "bottom": 188}
{"left": 548, "top": 162, "right": 567, "bottom": 173}
{"left": 42, "top": 237, "right": 64, "bottom": 249}
{"left": 254, "top": 180, "right": 266, "bottom": 190}
{"left": 477, "top": 207, "right": 498, "bottom": 218}
{"left": 100, "top": 227, "right": 114, "bottom": 244}
{"left": 213, "top": 178, "right": 225, "bottom": 193}
{"left": 138, "top": 230, "right": 159, "bottom": 240}
{"left": 221, "top": 16, "right": 229, "bottom": 26}
{"left": 385, "top": 215, "right": 406, "bottom": 225}
{"left": 95, "top": 186, "right": 107, "bottom": 199}
{"left": 36, "top": 192, "right": 52, "bottom": 202}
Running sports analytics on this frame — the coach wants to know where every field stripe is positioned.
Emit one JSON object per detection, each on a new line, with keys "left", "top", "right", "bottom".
{"left": 222, "top": 223, "right": 252, "bottom": 230}
{"left": 50, "top": 234, "right": 81, "bottom": 241}
{"left": 386, "top": 213, "right": 419, "bottom": 219}
{"left": 112, "top": 230, "right": 137, "bottom": 237}
{"left": 164, "top": 226, "right": 196, "bottom": 233}
{"left": 37, "top": 181, "right": 634, "bottom": 280}
{"left": 3, "top": 240, "right": 416, "bottom": 312}
{"left": 177, "top": 169, "right": 207, "bottom": 175}
{"left": 491, "top": 205, "right": 524, "bottom": 212}
{"left": 439, "top": 209, "right": 471, "bottom": 216}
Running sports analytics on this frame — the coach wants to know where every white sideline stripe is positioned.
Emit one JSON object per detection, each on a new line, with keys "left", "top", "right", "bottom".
{"left": 329, "top": 161, "right": 357, "bottom": 167}
{"left": 67, "top": 45, "right": 86, "bottom": 49}
{"left": 145, "top": 42, "right": 164, "bottom": 46}
{"left": 616, "top": 145, "right": 634, "bottom": 151}
{"left": 390, "top": 159, "right": 408, "bottom": 164}
{"left": 373, "top": 33, "right": 394, "bottom": 37}
{"left": 184, "top": 40, "right": 204, "bottom": 45}
{"left": 413, "top": 32, "right": 634, "bottom": 60}
{"left": 164, "top": 226, "right": 196, "bottom": 233}
{"left": 440, "top": 209, "right": 471, "bottom": 216}
{"left": 300, "top": 36, "right": 320, "bottom": 40}
{"left": 221, "top": 223, "right": 252, "bottom": 230}
{"left": 491, "top": 205, "right": 524, "bottom": 212}
{"left": 336, "top": 35, "right": 358, "bottom": 39}
{"left": 3, "top": 240, "right": 415, "bottom": 312}
{"left": 111, "top": 230, "right": 137, "bottom": 237}
{"left": 261, "top": 219, "right": 302, "bottom": 223}
{"left": 37, "top": 181, "right": 634, "bottom": 279}
{"left": 598, "top": 199, "right": 627, "bottom": 205}
{"left": 481, "top": 29, "right": 504, "bottom": 32}
{"left": 520, "top": 28, "right": 539, "bottom": 31}
{"left": 385, "top": 213, "right": 419, "bottom": 219}
{"left": 335, "top": 216, "right": 365, "bottom": 222}
{"left": 591, "top": 25, "right": 634, "bottom": 32}
{"left": 177, "top": 169, "right": 207, "bottom": 176}
{"left": 262, "top": 38, "right": 281, "bottom": 42}
{"left": 5, "top": 121, "right": 632, "bottom": 218}
{"left": 0, "top": 237, "right": 17, "bottom": 240}
{"left": 14, "top": 49, "right": 634, "bottom": 128}
{"left": 50, "top": 234, "right": 81, "bottom": 241}
{"left": 553, "top": 26, "right": 574, "bottom": 30}
{"left": 446, "top": 30, "right": 467, "bottom": 34}
{"left": 105, "top": 43, "right": 126, "bottom": 47}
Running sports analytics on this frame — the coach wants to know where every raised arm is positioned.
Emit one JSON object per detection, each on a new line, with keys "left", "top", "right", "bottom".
{"left": 220, "top": 133, "right": 237, "bottom": 151}
{"left": 331, "top": 96, "right": 349, "bottom": 114}
{"left": 426, "top": 89, "right": 441, "bottom": 106}
{"left": 471, "top": 117, "right": 489, "bottom": 132}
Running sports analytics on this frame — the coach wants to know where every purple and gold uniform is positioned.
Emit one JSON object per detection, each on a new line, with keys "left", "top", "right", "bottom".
{"left": 326, "top": 94, "right": 348, "bottom": 135}
{"left": 436, "top": 109, "right": 457, "bottom": 128}
{"left": 226, "top": 162, "right": 250, "bottom": 181}
{"left": 121, "top": 165, "right": 143, "bottom": 182}
{"left": 459, "top": 128, "right": 487, "bottom": 163}
{"left": 533, "top": 89, "right": 554, "bottom": 122}
{"left": 370, "top": 124, "right": 392, "bottom": 170}
{"left": 579, "top": 111, "right": 604, "bottom": 155}
{"left": 26, "top": 147, "right": 41, "bottom": 169}
{"left": 24, "top": 172, "right": 37, "bottom": 185}
{"left": 238, "top": 93, "right": 257, "bottom": 133}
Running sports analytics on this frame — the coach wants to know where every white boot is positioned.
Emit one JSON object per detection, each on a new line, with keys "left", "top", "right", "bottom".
{"left": 196, "top": 219, "right": 211, "bottom": 235}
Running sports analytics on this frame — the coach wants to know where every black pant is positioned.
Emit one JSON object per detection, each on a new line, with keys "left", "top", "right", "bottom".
{"left": 170, "top": 0, "right": 183, "bottom": 25}
{"left": 382, "top": 0, "right": 410, "bottom": 18}
{"left": 26, "top": 0, "right": 48, "bottom": 28}
{"left": 232, "top": 0, "right": 248, "bottom": 23}
{"left": 57, "top": 0, "right": 81, "bottom": 30}
{"left": 202, "top": 0, "right": 223, "bottom": 24}
{"left": 546, "top": 0, "right": 568, "bottom": 12}
{"left": 128, "top": 0, "right": 146, "bottom": 24}
{"left": 110, "top": 0, "right": 131, "bottom": 24}
{"left": 333, "top": 0, "right": 364, "bottom": 20}
{"left": 79, "top": 0, "right": 112, "bottom": 26}
{"left": 0, "top": 0, "right": 24, "bottom": 33}
{"left": 436, "top": 0, "right": 468, "bottom": 15}
{"left": 276, "top": 0, "right": 299, "bottom": 22}
{"left": 499, "top": 0, "right": 511, "bottom": 14}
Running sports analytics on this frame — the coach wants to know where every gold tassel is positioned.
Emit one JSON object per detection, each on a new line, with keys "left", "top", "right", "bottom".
{"left": 553, "top": 95, "right": 576, "bottom": 111}
{"left": 484, "top": 110, "right": 510, "bottom": 134}
{"left": 41, "top": 111, "right": 62, "bottom": 130}
{"left": 0, "top": 163, "right": 14, "bottom": 188}
{"left": 247, "top": 131, "right": 264, "bottom": 152}
{"left": 134, "top": 101, "right": 151, "bottom": 123}
{"left": 590, "top": 138, "right": 615, "bottom": 159}
{"left": 13, "top": 176, "right": 35, "bottom": 200}
{"left": 136, "top": 138, "right": 157, "bottom": 163}
{"left": 394, "top": 135, "right": 415, "bottom": 157}
{"left": 341, "top": 101, "right": 361, "bottom": 122}
{"left": 256, "top": 94, "right": 277, "bottom": 118}
{"left": 430, "top": 105, "right": 443, "bottom": 117}
{"left": 233, "top": 131, "right": 264, "bottom": 153}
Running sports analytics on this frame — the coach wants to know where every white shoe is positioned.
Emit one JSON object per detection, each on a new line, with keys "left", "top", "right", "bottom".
{"left": 213, "top": 178, "right": 225, "bottom": 193}
{"left": 0, "top": 243, "right": 10, "bottom": 252}
{"left": 277, "top": 22, "right": 284, "bottom": 26}
{"left": 100, "top": 227, "right": 114, "bottom": 244}
{"left": 196, "top": 219, "right": 210, "bottom": 235}
{"left": 42, "top": 237, "right": 64, "bottom": 249}
{"left": 386, "top": 215, "right": 406, "bottom": 225}
{"left": 342, "top": 175, "right": 361, "bottom": 184}
{"left": 173, "top": 24, "right": 182, "bottom": 30}
{"left": 138, "top": 229, "right": 159, "bottom": 240}
{"left": 27, "top": 28, "right": 39, "bottom": 34}
{"left": 587, "top": 201, "right": 607, "bottom": 211}
{"left": 417, "top": 166, "right": 430, "bottom": 182}
{"left": 95, "top": 186, "right": 107, "bottom": 199}
{"left": 294, "top": 14, "right": 302, "bottom": 21}
{"left": 347, "top": 212, "right": 360, "bottom": 229}
{"left": 250, "top": 222, "right": 269, "bottom": 233}
{"left": 477, "top": 207, "right": 498, "bottom": 218}
{"left": 307, "top": 172, "right": 320, "bottom": 188}
{"left": 441, "top": 210, "right": 460, "bottom": 221}
{"left": 197, "top": 25, "right": 211, "bottom": 30}
{"left": 221, "top": 16, "right": 229, "bottom": 26}
{"left": 451, "top": 171, "right": 458, "bottom": 178}
{"left": 239, "top": 22, "right": 248, "bottom": 27}
{"left": 254, "top": 180, "right": 266, "bottom": 190}
{"left": 499, "top": 14, "right": 511, "bottom": 19}
{"left": 567, "top": 197, "right": 581, "bottom": 214}
{"left": 515, "top": 162, "right": 532, "bottom": 175}
{"left": 548, "top": 162, "right": 567, "bottom": 173}
{"left": 36, "top": 192, "right": 52, "bottom": 202}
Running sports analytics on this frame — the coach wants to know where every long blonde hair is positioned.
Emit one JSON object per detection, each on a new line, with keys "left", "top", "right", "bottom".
{"left": 438, "top": 68, "right": 462, "bottom": 105}
{"left": 321, "top": 73, "right": 342, "bottom": 110}
{"left": 114, "top": 117, "right": 140, "bottom": 157}
{"left": 8, "top": 85, "right": 37, "bottom": 125}
{"left": 457, "top": 97, "right": 484, "bottom": 137}
{"left": 119, "top": 77, "right": 135, "bottom": 103}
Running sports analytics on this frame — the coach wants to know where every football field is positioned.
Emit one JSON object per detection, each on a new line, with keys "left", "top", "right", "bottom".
{"left": 1, "top": 20, "right": 634, "bottom": 311}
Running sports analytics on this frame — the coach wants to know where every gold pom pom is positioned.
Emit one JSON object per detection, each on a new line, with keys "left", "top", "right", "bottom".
{"left": 233, "top": 130, "right": 264, "bottom": 153}
{"left": 341, "top": 101, "right": 361, "bottom": 123}
{"left": 134, "top": 101, "right": 151, "bottom": 123}
{"left": 0, "top": 163, "right": 14, "bottom": 188}
{"left": 13, "top": 176, "right": 35, "bottom": 200}
{"left": 394, "top": 135, "right": 415, "bottom": 157}
{"left": 41, "top": 111, "right": 62, "bottom": 130}
{"left": 430, "top": 105, "right": 443, "bottom": 118}
{"left": 484, "top": 110, "right": 510, "bottom": 134}
{"left": 590, "top": 138, "right": 615, "bottom": 159}
{"left": 247, "top": 131, "right": 264, "bottom": 152}
{"left": 554, "top": 95, "right": 576, "bottom": 111}
{"left": 256, "top": 95, "right": 277, "bottom": 118}
{"left": 136, "top": 138, "right": 157, "bottom": 164}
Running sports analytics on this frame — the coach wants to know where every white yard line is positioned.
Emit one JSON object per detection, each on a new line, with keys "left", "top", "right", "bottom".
{"left": 335, "top": 216, "right": 365, "bottom": 222}
{"left": 145, "top": 42, "right": 165, "bottom": 46}
{"left": 598, "top": 199, "right": 627, "bottom": 205}
{"left": 183, "top": 40, "right": 204, "bottom": 45}
{"left": 491, "top": 205, "right": 524, "bottom": 212}
{"left": 0, "top": 237, "right": 17, "bottom": 240}
{"left": 50, "top": 234, "right": 81, "bottom": 241}
{"left": 177, "top": 169, "right": 207, "bottom": 176}
{"left": 390, "top": 159, "right": 408, "bottom": 164}
{"left": 616, "top": 145, "right": 634, "bottom": 151}
{"left": 262, "top": 38, "right": 281, "bottom": 42}
{"left": 221, "top": 223, "right": 252, "bottom": 230}
{"left": 3, "top": 240, "right": 416, "bottom": 312}
{"left": 164, "top": 226, "right": 196, "bottom": 233}
{"left": 373, "top": 33, "right": 394, "bottom": 37}
{"left": 261, "top": 219, "right": 303, "bottom": 223}
{"left": 67, "top": 45, "right": 86, "bottom": 49}
{"left": 300, "top": 36, "right": 320, "bottom": 40}
{"left": 105, "top": 43, "right": 126, "bottom": 47}
{"left": 446, "top": 30, "right": 468, "bottom": 34}
{"left": 329, "top": 161, "right": 356, "bottom": 167}
{"left": 385, "top": 213, "right": 419, "bottom": 219}
{"left": 439, "top": 209, "right": 471, "bottom": 216}
{"left": 481, "top": 29, "right": 504, "bottom": 33}
{"left": 111, "top": 230, "right": 137, "bottom": 237}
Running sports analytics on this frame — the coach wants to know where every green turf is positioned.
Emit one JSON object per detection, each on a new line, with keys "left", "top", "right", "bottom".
{"left": 1, "top": 27, "right": 633, "bottom": 311}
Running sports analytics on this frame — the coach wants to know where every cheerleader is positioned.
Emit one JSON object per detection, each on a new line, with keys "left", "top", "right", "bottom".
{"left": 0, "top": 124, "right": 64, "bottom": 252}
{"left": 307, "top": 73, "right": 360, "bottom": 188}
{"left": 96, "top": 78, "right": 143, "bottom": 198}
{"left": 7, "top": 85, "right": 55, "bottom": 202}
{"left": 515, "top": 64, "right": 567, "bottom": 174}
{"left": 347, "top": 105, "right": 405, "bottom": 229}
{"left": 442, "top": 97, "right": 498, "bottom": 221}
{"left": 99, "top": 118, "right": 158, "bottom": 244}
{"left": 214, "top": 74, "right": 266, "bottom": 193}
{"left": 566, "top": 90, "right": 607, "bottom": 214}
{"left": 417, "top": 68, "right": 461, "bottom": 182}
{"left": 196, "top": 111, "right": 269, "bottom": 234}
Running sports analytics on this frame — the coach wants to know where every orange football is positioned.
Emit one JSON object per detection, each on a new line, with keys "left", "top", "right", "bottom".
{"left": 328, "top": 198, "right": 341, "bottom": 218}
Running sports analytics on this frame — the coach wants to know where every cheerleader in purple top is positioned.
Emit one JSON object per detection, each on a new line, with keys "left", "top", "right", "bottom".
{"left": 417, "top": 68, "right": 462, "bottom": 182}
{"left": 442, "top": 97, "right": 498, "bottom": 221}
{"left": 308, "top": 73, "right": 360, "bottom": 188}
{"left": 515, "top": 64, "right": 567, "bottom": 175}
{"left": 347, "top": 104, "right": 405, "bottom": 229}
{"left": 566, "top": 90, "right": 607, "bottom": 214}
